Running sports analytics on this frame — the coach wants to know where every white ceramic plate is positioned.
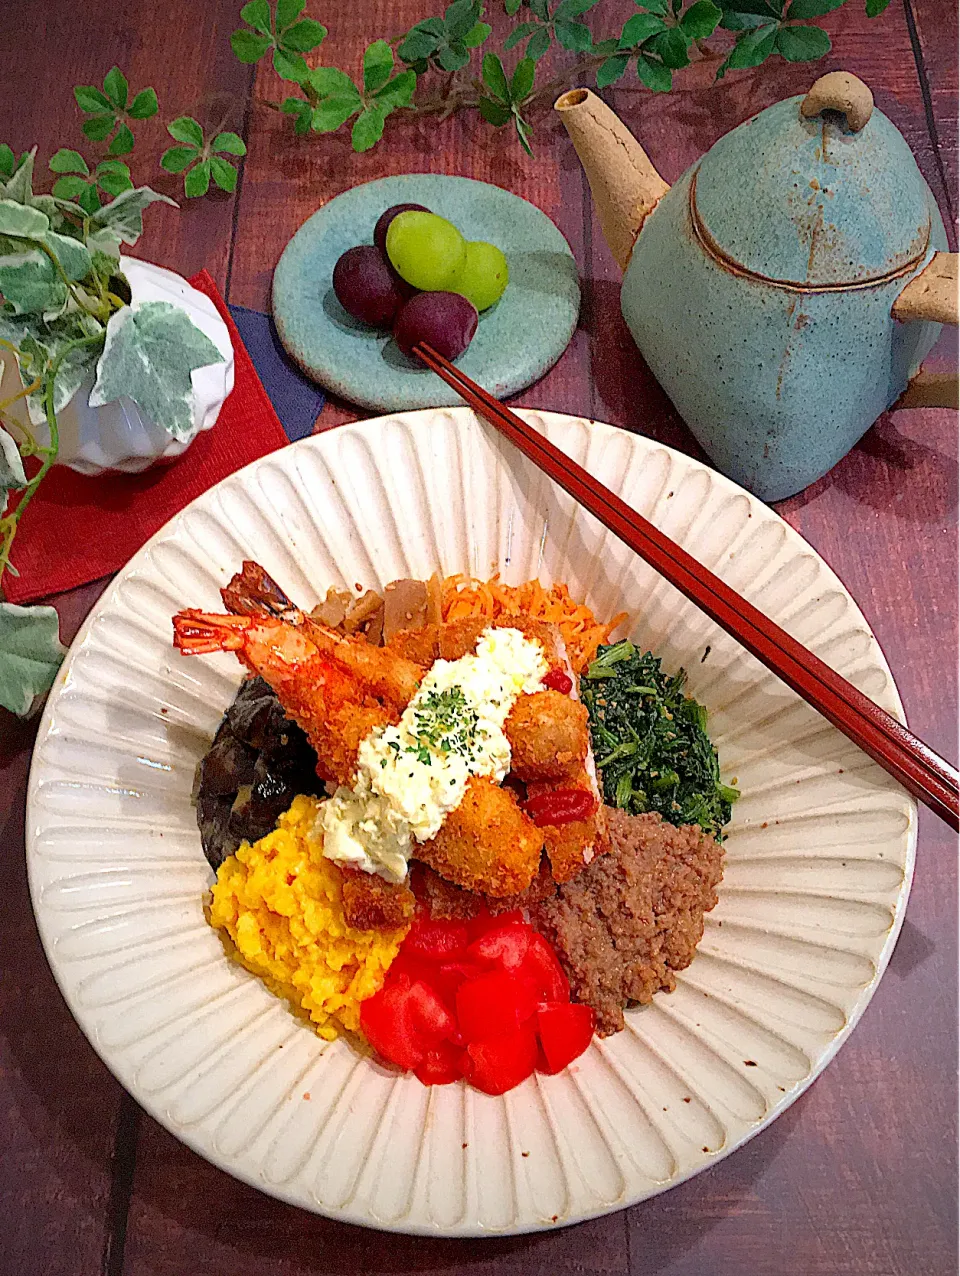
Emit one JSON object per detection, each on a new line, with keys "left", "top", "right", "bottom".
{"left": 26, "top": 409, "right": 915, "bottom": 1235}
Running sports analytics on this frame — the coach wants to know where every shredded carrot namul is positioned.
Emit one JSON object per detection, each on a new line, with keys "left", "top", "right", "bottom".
{"left": 438, "top": 575, "right": 627, "bottom": 674}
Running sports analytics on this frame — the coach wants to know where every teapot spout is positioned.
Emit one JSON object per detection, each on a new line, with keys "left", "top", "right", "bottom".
{"left": 555, "top": 88, "right": 669, "bottom": 271}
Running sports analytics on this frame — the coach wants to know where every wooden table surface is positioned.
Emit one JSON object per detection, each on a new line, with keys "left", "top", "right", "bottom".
{"left": 2, "top": 3, "right": 956, "bottom": 1273}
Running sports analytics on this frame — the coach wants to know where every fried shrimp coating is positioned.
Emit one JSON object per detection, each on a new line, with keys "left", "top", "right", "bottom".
{"left": 505, "top": 689, "right": 588, "bottom": 782}
{"left": 415, "top": 775, "right": 544, "bottom": 897}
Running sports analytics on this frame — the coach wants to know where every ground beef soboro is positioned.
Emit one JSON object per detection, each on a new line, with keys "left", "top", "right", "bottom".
{"left": 530, "top": 808, "right": 723, "bottom": 1036}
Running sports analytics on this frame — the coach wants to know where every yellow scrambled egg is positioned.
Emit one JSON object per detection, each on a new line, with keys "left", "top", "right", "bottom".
{"left": 208, "top": 794, "right": 408, "bottom": 1040}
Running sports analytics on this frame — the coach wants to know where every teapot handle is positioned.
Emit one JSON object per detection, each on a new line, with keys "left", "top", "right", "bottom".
{"left": 801, "top": 72, "right": 873, "bottom": 132}
{"left": 892, "top": 252, "right": 958, "bottom": 326}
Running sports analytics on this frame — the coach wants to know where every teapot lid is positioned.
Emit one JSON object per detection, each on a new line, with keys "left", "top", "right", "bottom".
{"left": 693, "top": 74, "right": 932, "bottom": 287}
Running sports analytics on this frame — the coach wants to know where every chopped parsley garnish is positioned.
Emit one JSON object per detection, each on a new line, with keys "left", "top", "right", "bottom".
{"left": 581, "top": 641, "right": 738, "bottom": 839}
{"left": 403, "top": 686, "right": 480, "bottom": 765}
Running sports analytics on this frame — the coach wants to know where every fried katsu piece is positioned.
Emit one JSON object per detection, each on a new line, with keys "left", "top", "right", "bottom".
{"left": 339, "top": 864, "right": 416, "bottom": 932}
{"left": 416, "top": 775, "right": 544, "bottom": 897}
{"left": 504, "top": 689, "right": 588, "bottom": 782}
{"left": 413, "top": 859, "right": 558, "bottom": 921}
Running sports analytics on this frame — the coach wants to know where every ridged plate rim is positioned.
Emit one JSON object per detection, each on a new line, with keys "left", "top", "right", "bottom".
{"left": 25, "top": 408, "right": 916, "bottom": 1235}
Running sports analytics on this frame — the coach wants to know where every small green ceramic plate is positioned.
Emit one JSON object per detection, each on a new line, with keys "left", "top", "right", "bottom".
{"left": 272, "top": 174, "right": 580, "bottom": 412}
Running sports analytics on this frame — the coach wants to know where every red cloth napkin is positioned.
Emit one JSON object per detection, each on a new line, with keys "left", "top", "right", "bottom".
{"left": 5, "top": 270, "right": 289, "bottom": 604}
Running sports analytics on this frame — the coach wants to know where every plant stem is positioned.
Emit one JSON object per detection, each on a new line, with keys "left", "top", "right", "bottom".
{"left": 0, "top": 333, "right": 104, "bottom": 585}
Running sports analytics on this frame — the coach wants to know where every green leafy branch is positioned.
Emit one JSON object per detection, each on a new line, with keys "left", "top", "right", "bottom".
{"left": 74, "top": 66, "right": 159, "bottom": 156}
{"left": 161, "top": 119, "right": 247, "bottom": 196}
{"left": 231, "top": 0, "right": 328, "bottom": 83}
{"left": 478, "top": 54, "right": 537, "bottom": 154}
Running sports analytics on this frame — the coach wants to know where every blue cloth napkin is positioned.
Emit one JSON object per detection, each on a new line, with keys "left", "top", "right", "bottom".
{"left": 228, "top": 304, "right": 326, "bottom": 442}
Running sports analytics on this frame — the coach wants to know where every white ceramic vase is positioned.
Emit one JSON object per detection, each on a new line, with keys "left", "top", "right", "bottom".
{"left": 0, "top": 258, "right": 234, "bottom": 476}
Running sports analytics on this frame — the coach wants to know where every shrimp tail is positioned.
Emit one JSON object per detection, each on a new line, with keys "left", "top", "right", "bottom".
{"left": 221, "top": 561, "right": 302, "bottom": 622}
{"left": 173, "top": 609, "right": 254, "bottom": 654}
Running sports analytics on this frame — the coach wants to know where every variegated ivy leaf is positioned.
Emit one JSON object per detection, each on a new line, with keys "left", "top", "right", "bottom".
{"left": 89, "top": 187, "right": 177, "bottom": 246}
{"left": 1, "top": 147, "right": 39, "bottom": 206}
{"left": 0, "top": 424, "right": 26, "bottom": 499}
{"left": 89, "top": 300, "right": 223, "bottom": 441}
{"left": 86, "top": 227, "right": 123, "bottom": 260}
{"left": 0, "top": 198, "right": 50, "bottom": 241}
{"left": 43, "top": 231, "right": 92, "bottom": 282}
{"left": 0, "top": 251, "right": 68, "bottom": 315}
{"left": 0, "top": 602, "right": 65, "bottom": 716}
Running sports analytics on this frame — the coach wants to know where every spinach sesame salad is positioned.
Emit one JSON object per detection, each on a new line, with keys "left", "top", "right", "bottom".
{"left": 581, "top": 641, "right": 739, "bottom": 840}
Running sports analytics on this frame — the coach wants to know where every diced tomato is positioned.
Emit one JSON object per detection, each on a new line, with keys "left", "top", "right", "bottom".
{"left": 518, "top": 932, "right": 570, "bottom": 1003}
{"left": 465, "top": 904, "right": 493, "bottom": 943}
{"left": 464, "top": 1023, "right": 539, "bottom": 1095}
{"left": 542, "top": 667, "right": 573, "bottom": 695}
{"left": 537, "top": 1002, "right": 596, "bottom": 1074}
{"left": 467, "top": 920, "right": 531, "bottom": 971}
{"left": 415, "top": 1039, "right": 467, "bottom": 1086}
{"left": 403, "top": 917, "right": 469, "bottom": 962}
{"left": 455, "top": 969, "right": 539, "bottom": 1042}
{"left": 523, "top": 788, "right": 597, "bottom": 828}
{"left": 360, "top": 974, "right": 456, "bottom": 1071}
{"left": 432, "top": 957, "right": 487, "bottom": 1012}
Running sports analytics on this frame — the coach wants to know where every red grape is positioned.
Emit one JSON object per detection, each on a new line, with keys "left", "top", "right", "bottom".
{"left": 392, "top": 291, "right": 479, "bottom": 361}
{"left": 332, "top": 245, "right": 408, "bottom": 328}
{"left": 374, "top": 203, "right": 430, "bottom": 256}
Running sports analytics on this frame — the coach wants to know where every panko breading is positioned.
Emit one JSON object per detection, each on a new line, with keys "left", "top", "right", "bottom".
{"left": 416, "top": 774, "right": 544, "bottom": 897}
{"left": 340, "top": 864, "right": 416, "bottom": 931}
{"left": 505, "top": 689, "right": 588, "bottom": 782}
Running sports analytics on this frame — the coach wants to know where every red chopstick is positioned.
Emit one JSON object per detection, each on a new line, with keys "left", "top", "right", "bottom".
{"left": 414, "top": 342, "right": 959, "bottom": 831}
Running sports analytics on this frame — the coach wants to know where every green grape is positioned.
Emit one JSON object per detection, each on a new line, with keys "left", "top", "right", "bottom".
{"left": 452, "top": 241, "right": 509, "bottom": 311}
{"left": 385, "top": 211, "right": 467, "bottom": 292}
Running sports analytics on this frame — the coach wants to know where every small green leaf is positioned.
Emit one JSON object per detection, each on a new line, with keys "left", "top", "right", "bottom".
{"left": 444, "top": 0, "right": 482, "bottom": 41}
{"left": 160, "top": 146, "right": 197, "bottom": 173}
{"left": 183, "top": 159, "right": 211, "bottom": 198}
{"left": 653, "top": 27, "right": 690, "bottom": 68}
{"left": 511, "top": 56, "right": 536, "bottom": 102}
{"left": 865, "top": 0, "right": 891, "bottom": 14}
{"left": 230, "top": 29, "right": 274, "bottom": 62}
{"left": 52, "top": 175, "right": 94, "bottom": 204}
{"left": 213, "top": 131, "right": 246, "bottom": 156}
{"left": 239, "top": 0, "right": 273, "bottom": 33}
{"left": 398, "top": 21, "right": 443, "bottom": 62}
{"left": 504, "top": 20, "right": 538, "bottom": 48}
{"left": 167, "top": 116, "right": 204, "bottom": 147}
{"left": 374, "top": 70, "right": 417, "bottom": 110}
{"left": 724, "top": 21, "right": 778, "bottom": 68}
{"left": 436, "top": 43, "right": 471, "bottom": 71}
{"left": 478, "top": 97, "right": 511, "bottom": 126}
{"left": 96, "top": 167, "right": 134, "bottom": 197}
{"left": 363, "top": 39, "right": 395, "bottom": 92}
{"left": 640, "top": 0, "right": 669, "bottom": 13}
{"left": 526, "top": 26, "right": 551, "bottom": 59}
{"left": 49, "top": 149, "right": 89, "bottom": 176}
{"left": 0, "top": 145, "right": 14, "bottom": 179}
{"left": 74, "top": 84, "right": 112, "bottom": 113}
{"left": 276, "top": 0, "right": 305, "bottom": 28}
{"left": 636, "top": 53, "right": 673, "bottom": 91}
{"left": 209, "top": 155, "right": 239, "bottom": 193}
{"left": 96, "top": 159, "right": 132, "bottom": 176}
{"left": 311, "top": 97, "right": 360, "bottom": 132}
{"left": 596, "top": 53, "right": 630, "bottom": 86}
{"left": 280, "top": 18, "right": 327, "bottom": 51}
{"left": 128, "top": 87, "right": 159, "bottom": 119}
{"left": 107, "top": 124, "right": 135, "bottom": 156}
{"left": 82, "top": 116, "right": 115, "bottom": 142}
{"left": 529, "top": 0, "right": 549, "bottom": 19}
{"left": 273, "top": 48, "right": 310, "bottom": 81}
{"left": 0, "top": 200, "right": 50, "bottom": 240}
{"left": 103, "top": 66, "right": 129, "bottom": 110}
{"left": 787, "top": 0, "right": 844, "bottom": 13}
{"left": 505, "top": 0, "right": 523, "bottom": 13}
{"left": 776, "top": 22, "right": 831, "bottom": 58}
{"left": 554, "top": 19, "right": 593, "bottom": 51}
{"left": 482, "top": 53, "right": 510, "bottom": 102}
{"left": 718, "top": 8, "right": 773, "bottom": 27}
{"left": 90, "top": 186, "right": 177, "bottom": 245}
{"left": 680, "top": 0, "right": 722, "bottom": 38}
{"left": 90, "top": 300, "right": 224, "bottom": 440}
{"left": 0, "top": 427, "right": 26, "bottom": 498}
{"left": 463, "top": 20, "right": 492, "bottom": 46}
{"left": 618, "top": 12, "right": 666, "bottom": 47}
{"left": 351, "top": 106, "right": 386, "bottom": 152}
{"left": 0, "top": 603, "right": 65, "bottom": 717}
{"left": 309, "top": 66, "right": 362, "bottom": 99}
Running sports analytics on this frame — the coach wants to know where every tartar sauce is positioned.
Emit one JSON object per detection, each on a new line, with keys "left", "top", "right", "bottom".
{"left": 317, "top": 627, "right": 546, "bottom": 883}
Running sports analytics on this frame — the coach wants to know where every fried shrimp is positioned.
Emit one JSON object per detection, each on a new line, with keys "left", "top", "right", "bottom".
{"left": 416, "top": 775, "right": 544, "bottom": 897}
{"left": 173, "top": 610, "right": 393, "bottom": 787}
{"left": 505, "top": 689, "right": 588, "bottom": 782}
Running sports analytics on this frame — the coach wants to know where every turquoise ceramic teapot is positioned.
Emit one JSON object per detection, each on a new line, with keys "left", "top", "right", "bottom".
{"left": 557, "top": 73, "right": 958, "bottom": 502}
